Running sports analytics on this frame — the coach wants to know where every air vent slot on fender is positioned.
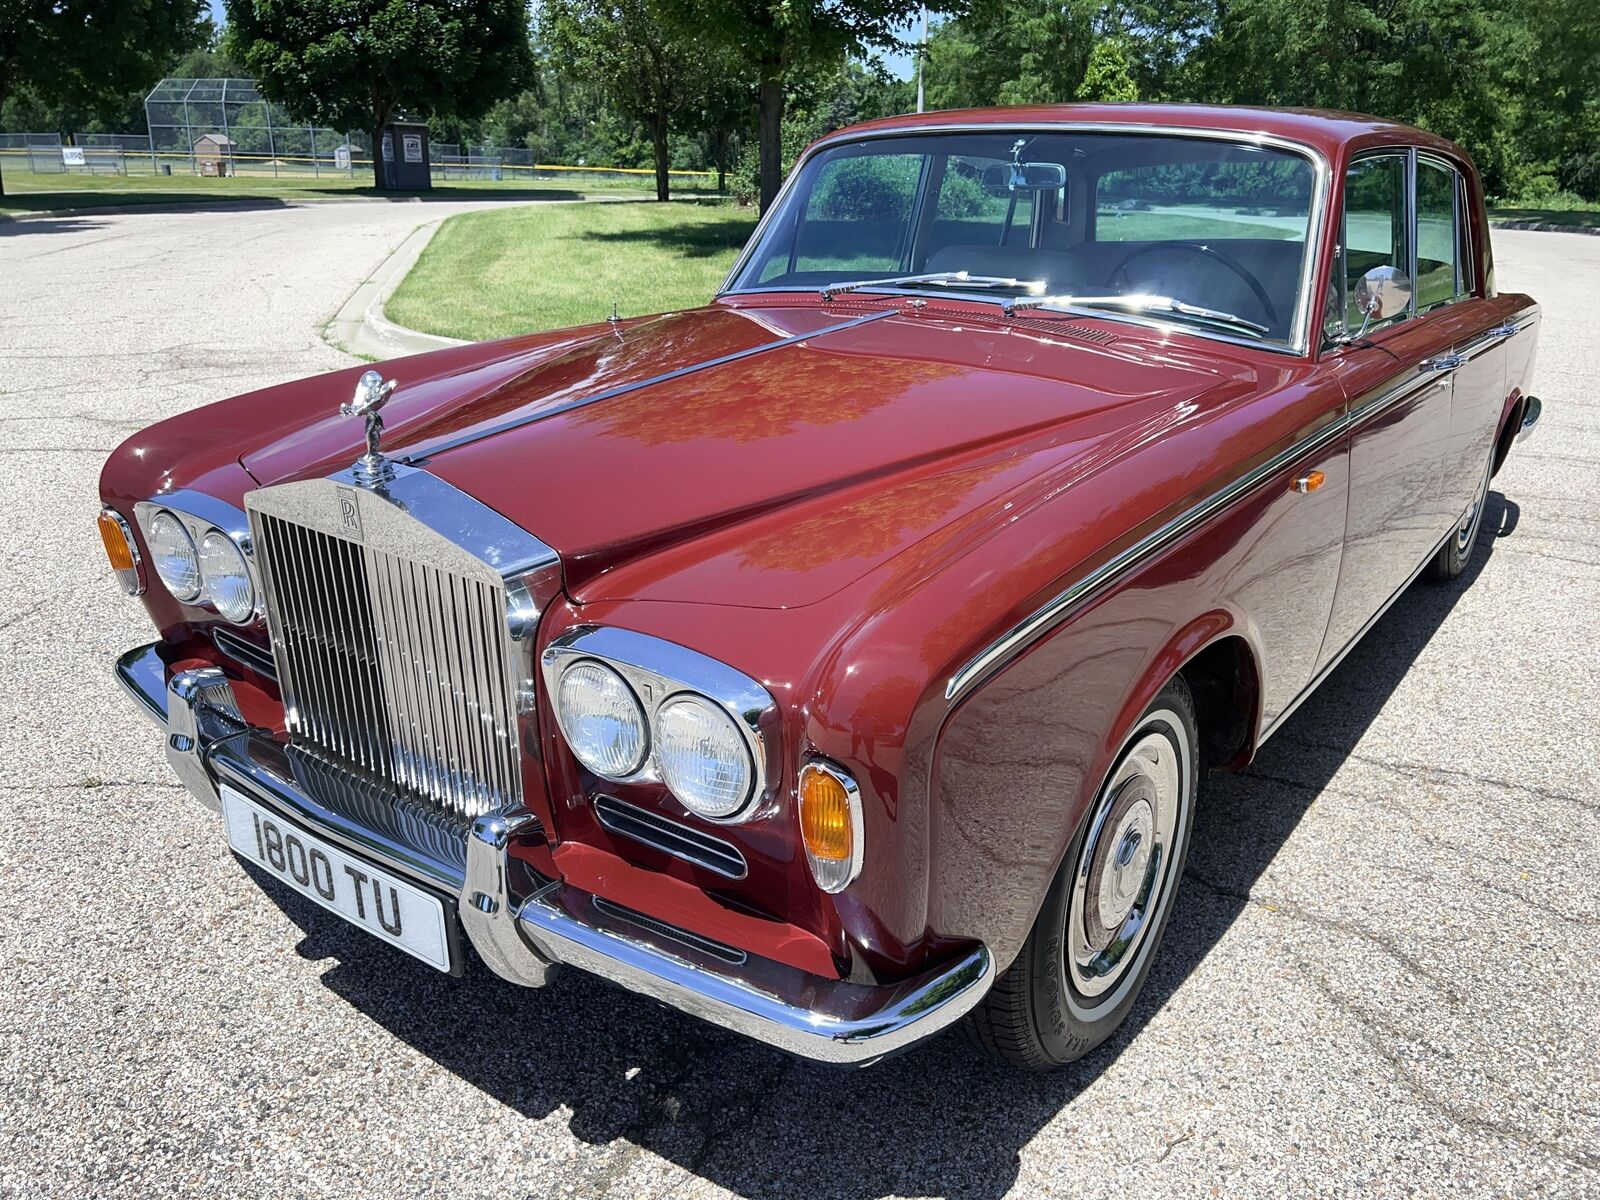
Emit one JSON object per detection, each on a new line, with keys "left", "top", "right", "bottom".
{"left": 593, "top": 794, "right": 749, "bottom": 880}
{"left": 213, "top": 627, "right": 278, "bottom": 681}
{"left": 591, "top": 896, "right": 748, "bottom": 966}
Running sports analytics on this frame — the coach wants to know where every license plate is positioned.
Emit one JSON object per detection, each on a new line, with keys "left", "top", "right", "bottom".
{"left": 220, "top": 785, "right": 453, "bottom": 973}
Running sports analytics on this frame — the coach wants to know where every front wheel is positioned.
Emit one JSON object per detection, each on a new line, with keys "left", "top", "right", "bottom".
{"left": 965, "top": 676, "right": 1198, "bottom": 1069}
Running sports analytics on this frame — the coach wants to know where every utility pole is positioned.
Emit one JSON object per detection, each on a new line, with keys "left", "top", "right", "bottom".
{"left": 916, "top": 5, "right": 927, "bottom": 114}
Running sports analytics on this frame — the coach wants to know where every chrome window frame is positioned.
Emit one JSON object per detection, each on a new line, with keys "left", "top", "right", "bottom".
{"left": 718, "top": 122, "right": 1334, "bottom": 358}
{"left": 1415, "top": 150, "right": 1469, "bottom": 313}
{"left": 1322, "top": 147, "right": 1415, "bottom": 347}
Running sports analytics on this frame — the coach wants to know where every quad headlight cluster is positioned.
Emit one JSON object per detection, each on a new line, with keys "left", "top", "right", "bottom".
{"left": 542, "top": 627, "right": 771, "bottom": 823}
{"left": 130, "top": 501, "right": 260, "bottom": 624}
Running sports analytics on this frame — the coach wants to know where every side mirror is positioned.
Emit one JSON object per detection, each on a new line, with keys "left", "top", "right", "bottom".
{"left": 1343, "top": 264, "right": 1412, "bottom": 342}
{"left": 1355, "top": 264, "right": 1411, "bottom": 321}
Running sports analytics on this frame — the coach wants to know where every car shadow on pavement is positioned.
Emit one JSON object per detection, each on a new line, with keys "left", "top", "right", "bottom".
{"left": 244, "top": 493, "right": 1512, "bottom": 1200}
{"left": 0, "top": 214, "right": 109, "bottom": 237}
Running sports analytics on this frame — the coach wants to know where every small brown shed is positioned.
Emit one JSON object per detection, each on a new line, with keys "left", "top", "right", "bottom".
{"left": 193, "top": 133, "right": 235, "bottom": 176}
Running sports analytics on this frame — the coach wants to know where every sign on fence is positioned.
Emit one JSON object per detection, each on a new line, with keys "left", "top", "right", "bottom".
{"left": 61, "top": 147, "right": 85, "bottom": 167}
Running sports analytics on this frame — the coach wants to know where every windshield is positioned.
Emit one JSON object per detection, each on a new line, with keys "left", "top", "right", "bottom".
{"left": 725, "top": 130, "right": 1320, "bottom": 348}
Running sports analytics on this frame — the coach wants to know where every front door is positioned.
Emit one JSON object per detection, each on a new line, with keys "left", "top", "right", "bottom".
{"left": 1318, "top": 150, "right": 1458, "bottom": 662}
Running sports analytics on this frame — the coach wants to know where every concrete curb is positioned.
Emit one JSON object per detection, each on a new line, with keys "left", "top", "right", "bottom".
{"left": 1490, "top": 219, "right": 1600, "bottom": 237}
{"left": 325, "top": 218, "right": 468, "bottom": 361}
{"left": 0, "top": 194, "right": 468, "bottom": 222}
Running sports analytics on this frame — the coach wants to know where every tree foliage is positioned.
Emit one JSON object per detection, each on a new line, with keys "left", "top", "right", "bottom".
{"left": 661, "top": 0, "right": 931, "bottom": 211}
{"left": 541, "top": 0, "right": 726, "bottom": 200}
{"left": 922, "top": 0, "right": 1600, "bottom": 204}
{"left": 223, "top": 0, "right": 534, "bottom": 189}
{"left": 0, "top": 0, "right": 207, "bottom": 193}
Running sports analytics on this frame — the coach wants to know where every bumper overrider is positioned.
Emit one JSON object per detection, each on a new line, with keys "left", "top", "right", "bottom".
{"left": 115, "top": 643, "right": 993, "bottom": 1065}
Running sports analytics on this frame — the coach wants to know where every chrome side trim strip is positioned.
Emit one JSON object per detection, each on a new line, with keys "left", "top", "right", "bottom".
{"left": 945, "top": 361, "right": 1463, "bottom": 702}
{"left": 719, "top": 121, "right": 1332, "bottom": 357}
{"left": 945, "top": 414, "right": 1346, "bottom": 702}
{"left": 399, "top": 310, "right": 898, "bottom": 462}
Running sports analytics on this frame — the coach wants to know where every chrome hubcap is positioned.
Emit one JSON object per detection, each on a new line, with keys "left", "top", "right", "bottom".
{"left": 1067, "top": 716, "right": 1188, "bottom": 1004}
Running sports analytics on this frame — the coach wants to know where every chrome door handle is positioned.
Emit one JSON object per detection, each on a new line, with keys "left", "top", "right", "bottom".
{"left": 1486, "top": 323, "right": 1521, "bottom": 339}
{"left": 1421, "top": 355, "right": 1465, "bottom": 372}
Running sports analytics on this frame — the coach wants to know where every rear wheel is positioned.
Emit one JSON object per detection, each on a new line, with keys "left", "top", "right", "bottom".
{"left": 965, "top": 676, "right": 1198, "bottom": 1069}
{"left": 1427, "top": 451, "right": 1492, "bottom": 582}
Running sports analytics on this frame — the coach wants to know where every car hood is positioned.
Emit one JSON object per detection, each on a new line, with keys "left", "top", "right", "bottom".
{"left": 241, "top": 301, "right": 1257, "bottom": 609}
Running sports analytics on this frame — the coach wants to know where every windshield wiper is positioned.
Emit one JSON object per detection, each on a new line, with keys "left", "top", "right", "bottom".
{"left": 1002, "top": 292, "right": 1270, "bottom": 337}
{"left": 820, "top": 271, "right": 1043, "bottom": 301}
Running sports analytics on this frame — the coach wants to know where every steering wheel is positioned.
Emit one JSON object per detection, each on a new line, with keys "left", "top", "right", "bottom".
{"left": 1109, "top": 242, "right": 1279, "bottom": 331}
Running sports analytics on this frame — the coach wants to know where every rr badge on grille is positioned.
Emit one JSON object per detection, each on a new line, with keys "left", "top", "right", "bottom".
{"left": 336, "top": 486, "right": 364, "bottom": 540}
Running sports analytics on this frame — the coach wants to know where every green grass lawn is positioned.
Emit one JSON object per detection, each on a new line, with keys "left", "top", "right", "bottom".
{"left": 0, "top": 167, "right": 704, "bottom": 213}
{"left": 386, "top": 201, "right": 758, "bottom": 340}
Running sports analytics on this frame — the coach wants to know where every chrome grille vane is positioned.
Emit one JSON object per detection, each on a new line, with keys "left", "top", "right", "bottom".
{"left": 245, "top": 467, "right": 559, "bottom": 825}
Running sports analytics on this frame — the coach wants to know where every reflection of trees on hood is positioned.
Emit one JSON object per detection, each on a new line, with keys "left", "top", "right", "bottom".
{"left": 735, "top": 458, "right": 1011, "bottom": 573}
{"left": 571, "top": 343, "right": 960, "bottom": 446}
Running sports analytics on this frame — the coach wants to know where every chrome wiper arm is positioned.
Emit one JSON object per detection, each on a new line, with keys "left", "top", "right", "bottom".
{"left": 820, "top": 271, "right": 1045, "bottom": 301}
{"left": 1003, "top": 291, "right": 1270, "bottom": 336}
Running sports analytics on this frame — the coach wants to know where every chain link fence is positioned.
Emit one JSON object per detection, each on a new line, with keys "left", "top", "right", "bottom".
{"left": 3, "top": 78, "right": 720, "bottom": 193}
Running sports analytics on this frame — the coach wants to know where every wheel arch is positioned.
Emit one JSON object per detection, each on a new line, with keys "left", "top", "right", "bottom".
{"left": 926, "top": 606, "right": 1264, "bottom": 974}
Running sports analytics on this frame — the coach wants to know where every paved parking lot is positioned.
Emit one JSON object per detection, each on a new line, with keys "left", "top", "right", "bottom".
{"left": 1, "top": 203, "right": 1595, "bottom": 1199}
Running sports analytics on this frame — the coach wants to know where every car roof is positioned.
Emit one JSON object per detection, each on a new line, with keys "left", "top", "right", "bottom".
{"left": 822, "top": 103, "right": 1471, "bottom": 167}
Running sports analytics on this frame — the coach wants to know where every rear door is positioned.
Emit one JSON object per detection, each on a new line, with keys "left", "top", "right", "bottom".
{"left": 1414, "top": 152, "right": 1508, "bottom": 514}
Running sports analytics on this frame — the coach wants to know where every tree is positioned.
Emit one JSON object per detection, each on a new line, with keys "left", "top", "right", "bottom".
{"left": 924, "top": 1, "right": 1146, "bottom": 109}
{"left": 224, "top": 0, "right": 534, "bottom": 191}
{"left": 541, "top": 0, "right": 707, "bottom": 201}
{"left": 1075, "top": 36, "right": 1138, "bottom": 101}
{"left": 664, "top": 0, "right": 933, "bottom": 213}
{"left": 0, "top": 0, "right": 207, "bottom": 195}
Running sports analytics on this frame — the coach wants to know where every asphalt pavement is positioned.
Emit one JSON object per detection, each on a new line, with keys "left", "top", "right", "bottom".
{"left": 0, "top": 202, "right": 1595, "bottom": 1199}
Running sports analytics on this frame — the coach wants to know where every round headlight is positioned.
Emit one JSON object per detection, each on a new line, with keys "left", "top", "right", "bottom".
{"left": 654, "top": 695, "right": 754, "bottom": 819}
{"left": 199, "top": 528, "right": 255, "bottom": 623}
{"left": 146, "top": 510, "right": 200, "bottom": 602}
{"left": 556, "top": 662, "right": 648, "bottom": 779}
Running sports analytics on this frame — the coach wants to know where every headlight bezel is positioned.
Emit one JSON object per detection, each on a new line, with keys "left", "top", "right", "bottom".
{"left": 133, "top": 496, "right": 262, "bottom": 624}
{"left": 542, "top": 627, "right": 776, "bottom": 824}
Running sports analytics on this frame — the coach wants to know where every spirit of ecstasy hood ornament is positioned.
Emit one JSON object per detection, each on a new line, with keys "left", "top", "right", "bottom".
{"left": 341, "top": 369, "right": 397, "bottom": 487}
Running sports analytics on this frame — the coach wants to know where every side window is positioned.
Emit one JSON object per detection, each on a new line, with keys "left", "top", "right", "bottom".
{"left": 1328, "top": 153, "right": 1411, "bottom": 338}
{"left": 1416, "top": 159, "right": 1463, "bottom": 309}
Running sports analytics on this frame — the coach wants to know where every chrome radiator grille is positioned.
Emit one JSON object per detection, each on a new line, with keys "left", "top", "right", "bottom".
{"left": 250, "top": 507, "right": 524, "bottom": 821}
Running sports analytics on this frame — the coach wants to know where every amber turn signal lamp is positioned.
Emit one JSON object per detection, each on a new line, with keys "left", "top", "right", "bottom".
{"left": 1291, "top": 470, "right": 1326, "bottom": 494}
{"left": 799, "top": 761, "right": 863, "bottom": 893}
{"left": 98, "top": 507, "right": 144, "bottom": 595}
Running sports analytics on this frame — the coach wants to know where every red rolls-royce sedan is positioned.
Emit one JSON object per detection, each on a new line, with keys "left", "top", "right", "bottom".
{"left": 100, "top": 104, "right": 1542, "bottom": 1069}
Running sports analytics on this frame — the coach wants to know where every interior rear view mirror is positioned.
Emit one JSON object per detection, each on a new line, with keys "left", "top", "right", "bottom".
{"left": 982, "top": 162, "right": 1066, "bottom": 194}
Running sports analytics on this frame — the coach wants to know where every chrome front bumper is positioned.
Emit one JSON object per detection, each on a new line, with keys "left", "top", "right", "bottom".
{"left": 115, "top": 643, "right": 993, "bottom": 1065}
